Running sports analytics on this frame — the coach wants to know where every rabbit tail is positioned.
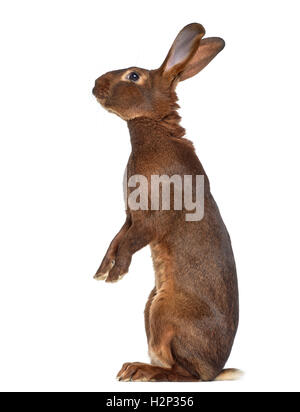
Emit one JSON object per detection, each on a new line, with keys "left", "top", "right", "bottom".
{"left": 215, "top": 368, "right": 244, "bottom": 381}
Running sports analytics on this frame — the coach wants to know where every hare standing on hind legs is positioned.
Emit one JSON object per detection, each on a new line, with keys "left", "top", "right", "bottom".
{"left": 93, "top": 23, "right": 241, "bottom": 382}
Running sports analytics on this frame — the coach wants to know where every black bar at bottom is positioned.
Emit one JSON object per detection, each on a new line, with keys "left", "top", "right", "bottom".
{"left": 98, "top": 392, "right": 218, "bottom": 409}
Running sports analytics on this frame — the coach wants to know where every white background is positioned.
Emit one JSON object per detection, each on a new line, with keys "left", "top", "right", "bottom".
{"left": 0, "top": 0, "right": 299, "bottom": 392}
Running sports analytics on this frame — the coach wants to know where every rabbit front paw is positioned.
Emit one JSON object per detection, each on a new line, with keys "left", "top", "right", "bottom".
{"left": 105, "top": 264, "right": 128, "bottom": 283}
{"left": 94, "top": 256, "right": 115, "bottom": 281}
{"left": 94, "top": 252, "right": 131, "bottom": 283}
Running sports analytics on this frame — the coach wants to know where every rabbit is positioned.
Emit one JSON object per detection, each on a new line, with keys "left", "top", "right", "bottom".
{"left": 92, "top": 23, "right": 241, "bottom": 382}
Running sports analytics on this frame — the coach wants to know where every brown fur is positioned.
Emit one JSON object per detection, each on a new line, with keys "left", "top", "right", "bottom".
{"left": 93, "top": 23, "right": 240, "bottom": 382}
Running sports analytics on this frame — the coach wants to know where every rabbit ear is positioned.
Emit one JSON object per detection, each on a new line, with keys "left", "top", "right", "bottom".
{"left": 159, "top": 24, "right": 225, "bottom": 84}
{"left": 178, "top": 37, "right": 225, "bottom": 81}
{"left": 159, "top": 23, "right": 206, "bottom": 81}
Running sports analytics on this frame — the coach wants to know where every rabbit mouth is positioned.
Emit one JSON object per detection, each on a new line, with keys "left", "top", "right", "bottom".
{"left": 92, "top": 85, "right": 109, "bottom": 104}
{"left": 96, "top": 97, "right": 106, "bottom": 105}
{"left": 95, "top": 93, "right": 111, "bottom": 110}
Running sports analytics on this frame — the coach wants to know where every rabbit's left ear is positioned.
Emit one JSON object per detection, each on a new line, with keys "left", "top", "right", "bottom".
{"left": 160, "top": 23, "right": 225, "bottom": 83}
{"left": 178, "top": 37, "right": 225, "bottom": 81}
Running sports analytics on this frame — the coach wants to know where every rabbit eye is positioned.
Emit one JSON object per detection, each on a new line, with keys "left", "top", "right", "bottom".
{"left": 128, "top": 72, "right": 140, "bottom": 82}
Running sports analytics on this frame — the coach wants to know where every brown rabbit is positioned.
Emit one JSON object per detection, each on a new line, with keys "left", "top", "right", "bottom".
{"left": 93, "top": 23, "right": 240, "bottom": 382}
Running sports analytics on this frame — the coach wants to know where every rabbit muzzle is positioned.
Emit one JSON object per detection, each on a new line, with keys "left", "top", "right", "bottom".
{"left": 93, "top": 75, "right": 111, "bottom": 105}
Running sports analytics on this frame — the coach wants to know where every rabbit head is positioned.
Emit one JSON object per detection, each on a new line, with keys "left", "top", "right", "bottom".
{"left": 93, "top": 23, "right": 225, "bottom": 121}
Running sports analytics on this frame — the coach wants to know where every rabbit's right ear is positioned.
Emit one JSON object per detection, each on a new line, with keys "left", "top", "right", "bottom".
{"left": 159, "top": 23, "right": 206, "bottom": 84}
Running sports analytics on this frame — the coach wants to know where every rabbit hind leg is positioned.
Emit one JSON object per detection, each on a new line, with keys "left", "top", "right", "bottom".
{"left": 117, "top": 308, "right": 198, "bottom": 382}
{"left": 117, "top": 361, "right": 200, "bottom": 382}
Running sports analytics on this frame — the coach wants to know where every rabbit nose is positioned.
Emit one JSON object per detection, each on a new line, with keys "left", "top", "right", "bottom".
{"left": 93, "top": 76, "right": 111, "bottom": 99}
{"left": 92, "top": 84, "right": 100, "bottom": 96}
